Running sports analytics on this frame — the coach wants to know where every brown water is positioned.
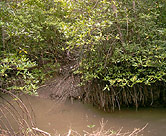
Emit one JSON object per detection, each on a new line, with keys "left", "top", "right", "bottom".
{"left": 22, "top": 96, "right": 166, "bottom": 136}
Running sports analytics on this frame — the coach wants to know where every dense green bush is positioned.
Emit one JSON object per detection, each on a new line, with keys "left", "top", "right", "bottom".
{"left": 56, "top": 0, "right": 166, "bottom": 109}
{"left": 1, "top": 0, "right": 67, "bottom": 63}
{"left": 0, "top": 0, "right": 166, "bottom": 108}
{"left": 62, "top": 0, "right": 166, "bottom": 88}
{"left": 0, "top": 53, "right": 39, "bottom": 95}
{"left": 0, "top": 0, "right": 65, "bottom": 94}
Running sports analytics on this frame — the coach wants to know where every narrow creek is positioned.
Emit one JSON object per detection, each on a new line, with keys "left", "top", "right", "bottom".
{"left": 19, "top": 95, "right": 166, "bottom": 136}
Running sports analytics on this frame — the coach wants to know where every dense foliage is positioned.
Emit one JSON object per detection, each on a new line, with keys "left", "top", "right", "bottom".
{"left": 0, "top": 53, "right": 39, "bottom": 95}
{"left": 0, "top": 0, "right": 166, "bottom": 109}
{"left": 66, "top": 0, "right": 166, "bottom": 88}
{"left": 0, "top": 0, "right": 64, "bottom": 94}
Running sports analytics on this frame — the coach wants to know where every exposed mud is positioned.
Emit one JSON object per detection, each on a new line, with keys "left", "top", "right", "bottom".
{"left": 38, "top": 61, "right": 82, "bottom": 103}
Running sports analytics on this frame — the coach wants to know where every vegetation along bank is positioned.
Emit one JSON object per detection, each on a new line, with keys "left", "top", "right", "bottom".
{"left": 0, "top": 0, "right": 166, "bottom": 111}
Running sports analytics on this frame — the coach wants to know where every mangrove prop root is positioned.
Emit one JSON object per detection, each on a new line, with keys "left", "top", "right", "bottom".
{"left": 82, "top": 81, "right": 166, "bottom": 111}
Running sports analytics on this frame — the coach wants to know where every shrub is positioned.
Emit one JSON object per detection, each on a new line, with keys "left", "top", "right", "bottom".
{"left": 0, "top": 53, "right": 39, "bottom": 95}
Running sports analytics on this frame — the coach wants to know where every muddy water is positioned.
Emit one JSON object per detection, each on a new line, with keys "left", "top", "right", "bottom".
{"left": 21, "top": 96, "right": 166, "bottom": 136}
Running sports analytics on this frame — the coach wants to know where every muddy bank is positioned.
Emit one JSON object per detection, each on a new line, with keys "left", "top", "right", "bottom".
{"left": 38, "top": 74, "right": 81, "bottom": 102}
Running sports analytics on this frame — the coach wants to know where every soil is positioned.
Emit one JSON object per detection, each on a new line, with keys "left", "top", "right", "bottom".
{"left": 37, "top": 60, "right": 82, "bottom": 102}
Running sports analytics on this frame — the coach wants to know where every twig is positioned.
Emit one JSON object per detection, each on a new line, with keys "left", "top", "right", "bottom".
{"left": 32, "top": 127, "right": 51, "bottom": 136}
